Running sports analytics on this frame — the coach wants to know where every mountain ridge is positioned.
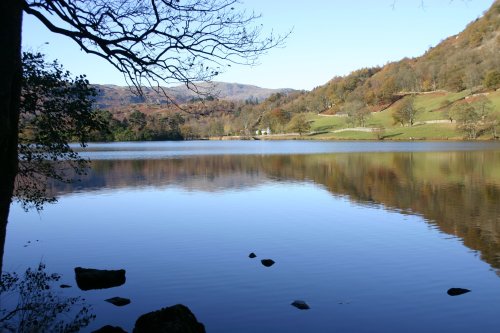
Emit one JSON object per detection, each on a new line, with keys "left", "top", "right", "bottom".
{"left": 94, "top": 81, "right": 297, "bottom": 110}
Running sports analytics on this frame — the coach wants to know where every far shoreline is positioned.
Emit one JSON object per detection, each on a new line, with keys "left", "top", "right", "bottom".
{"left": 207, "top": 134, "right": 499, "bottom": 142}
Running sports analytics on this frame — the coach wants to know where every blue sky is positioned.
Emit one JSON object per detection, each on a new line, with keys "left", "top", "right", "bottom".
{"left": 22, "top": 0, "right": 495, "bottom": 90}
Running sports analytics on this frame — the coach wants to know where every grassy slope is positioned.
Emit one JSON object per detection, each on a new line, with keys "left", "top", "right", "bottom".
{"left": 305, "top": 91, "right": 500, "bottom": 140}
{"left": 279, "top": 1, "right": 500, "bottom": 141}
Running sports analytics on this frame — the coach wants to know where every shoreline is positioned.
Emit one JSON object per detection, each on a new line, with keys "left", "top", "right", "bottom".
{"left": 207, "top": 134, "right": 498, "bottom": 142}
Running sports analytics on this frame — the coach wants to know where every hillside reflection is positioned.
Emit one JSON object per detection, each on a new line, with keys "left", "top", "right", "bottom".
{"left": 51, "top": 152, "right": 500, "bottom": 270}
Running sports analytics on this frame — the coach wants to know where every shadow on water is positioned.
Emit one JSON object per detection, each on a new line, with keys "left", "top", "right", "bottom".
{"left": 0, "top": 263, "right": 95, "bottom": 332}
{"left": 0, "top": 264, "right": 205, "bottom": 333}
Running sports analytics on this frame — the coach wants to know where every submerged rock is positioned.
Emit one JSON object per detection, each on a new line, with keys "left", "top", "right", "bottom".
{"left": 447, "top": 288, "right": 471, "bottom": 296}
{"left": 105, "top": 296, "right": 131, "bottom": 307}
{"left": 261, "top": 259, "right": 275, "bottom": 267}
{"left": 92, "top": 325, "right": 127, "bottom": 333}
{"left": 291, "top": 300, "right": 310, "bottom": 310}
{"left": 249, "top": 252, "right": 257, "bottom": 258}
{"left": 133, "top": 304, "right": 205, "bottom": 333}
{"left": 74, "top": 267, "right": 126, "bottom": 291}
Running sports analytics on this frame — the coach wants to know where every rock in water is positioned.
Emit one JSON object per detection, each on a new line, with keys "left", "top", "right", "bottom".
{"left": 249, "top": 252, "right": 257, "bottom": 258}
{"left": 92, "top": 325, "right": 127, "bottom": 333}
{"left": 74, "top": 267, "right": 126, "bottom": 291}
{"left": 447, "top": 288, "right": 471, "bottom": 296}
{"left": 105, "top": 297, "right": 131, "bottom": 307}
{"left": 261, "top": 259, "right": 275, "bottom": 267}
{"left": 291, "top": 300, "right": 310, "bottom": 310}
{"left": 133, "top": 304, "right": 205, "bottom": 333}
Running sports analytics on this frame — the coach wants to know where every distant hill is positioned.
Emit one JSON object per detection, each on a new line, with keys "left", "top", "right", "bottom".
{"left": 94, "top": 82, "right": 295, "bottom": 110}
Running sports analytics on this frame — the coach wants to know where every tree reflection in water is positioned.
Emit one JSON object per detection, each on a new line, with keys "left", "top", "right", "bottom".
{"left": 47, "top": 151, "right": 500, "bottom": 271}
{"left": 0, "top": 263, "right": 94, "bottom": 332}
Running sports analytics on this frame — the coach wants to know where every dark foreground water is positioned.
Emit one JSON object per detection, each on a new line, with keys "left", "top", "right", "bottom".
{"left": 5, "top": 141, "right": 500, "bottom": 332}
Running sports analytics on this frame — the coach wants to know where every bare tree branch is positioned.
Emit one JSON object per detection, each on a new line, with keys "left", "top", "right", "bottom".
{"left": 22, "top": 0, "right": 289, "bottom": 100}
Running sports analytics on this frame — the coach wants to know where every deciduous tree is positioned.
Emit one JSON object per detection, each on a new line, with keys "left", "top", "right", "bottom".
{"left": 287, "top": 114, "right": 311, "bottom": 136}
{"left": 343, "top": 101, "right": 371, "bottom": 127}
{"left": 484, "top": 70, "right": 500, "bottom": 89}
{"left": 453, "top": 97, "right": 494, "bottom": 139}
{"left": 16, "top": 52, "right": 104, "bottom": 212}
{"left": 392, "top": 95, "right": 419, "bottom": 126}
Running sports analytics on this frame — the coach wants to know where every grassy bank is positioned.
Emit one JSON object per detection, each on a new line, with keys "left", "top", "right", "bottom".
{"left": 298, "top": 90, "right": 500, "bottom": 141}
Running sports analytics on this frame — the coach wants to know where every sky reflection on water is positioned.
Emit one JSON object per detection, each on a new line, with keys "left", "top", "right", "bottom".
{"left": 74, "top": 140, "right": 500, "bottom": 159}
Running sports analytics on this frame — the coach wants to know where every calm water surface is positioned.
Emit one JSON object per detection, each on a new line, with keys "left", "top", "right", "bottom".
{"left": 5, "top": 141, "right": 500, "bottom": 332}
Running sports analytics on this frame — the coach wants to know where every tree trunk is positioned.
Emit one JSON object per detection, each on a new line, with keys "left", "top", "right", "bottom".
{"left": 0, "top": 0, "right": 23, "bottom": 272}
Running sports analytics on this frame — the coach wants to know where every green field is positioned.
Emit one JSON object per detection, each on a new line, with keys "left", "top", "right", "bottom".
{"left": 304, "top": 90, "right": 500, "bottom": 141}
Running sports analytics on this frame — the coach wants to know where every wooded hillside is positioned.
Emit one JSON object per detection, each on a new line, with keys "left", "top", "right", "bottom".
{"left": 89, "top": 1, "right": 500, "bottom": 141}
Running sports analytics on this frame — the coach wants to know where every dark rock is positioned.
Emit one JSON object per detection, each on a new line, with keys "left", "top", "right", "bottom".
{"left": 249, "top": 252, "right": 257, "bottom": 258}
{"left": 447, "top": 288, "right": 471, "bottom": 296}
{"left": 74, "top": 267, "right": 126, "bottom": 291}
{"left": 60, "top": 284, "right": 72, "bottom": 288}
{"left": 261, "top": 259, "right": 275, "bottom": 267}
{"left": 105, "top": 297, "right": 131, "bottom": 306}
{"left": 134, "top": 304, "right": 205, "bottom": 333}
{"left": 92, "top": 325, "right": 127, "bottom": 333}
{"left": 291, "top": 300, "right": 310, "bottom": 310}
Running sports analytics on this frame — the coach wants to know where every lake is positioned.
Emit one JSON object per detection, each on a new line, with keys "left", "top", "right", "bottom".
{"left": 4, "top": 140, "right": 500, "bottom": 332}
